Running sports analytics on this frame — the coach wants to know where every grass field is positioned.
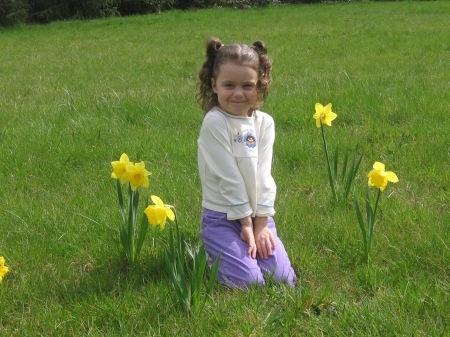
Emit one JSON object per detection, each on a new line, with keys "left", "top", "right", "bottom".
{"left": 1, "top": 1, "right": 449, "bottom": 335}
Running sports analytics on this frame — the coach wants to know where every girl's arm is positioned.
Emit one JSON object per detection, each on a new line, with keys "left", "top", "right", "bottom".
{"left": 253, "top": 216, "right": 276, "bottom": 260}
{"left": 239, "top": 216, "right": 257, "bottom": 259}
{"left": 255, "top": 114, "right": 276, "bottom": 217}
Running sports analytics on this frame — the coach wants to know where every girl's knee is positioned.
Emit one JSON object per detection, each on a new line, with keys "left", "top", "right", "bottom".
{"left": 219, "top": 265, "right": 265, "bottom": 289}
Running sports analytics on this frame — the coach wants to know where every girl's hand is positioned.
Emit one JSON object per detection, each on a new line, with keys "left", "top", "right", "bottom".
{"left": 240, "top": 216, "right": 257, "bottom": 259}
{"left": 253, "top": 216, "right": 276, "bottom": 260}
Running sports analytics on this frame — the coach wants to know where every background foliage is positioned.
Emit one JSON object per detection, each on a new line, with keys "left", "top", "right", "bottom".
{"left": 4, "top": 0, "right": 357, "bottom": 26}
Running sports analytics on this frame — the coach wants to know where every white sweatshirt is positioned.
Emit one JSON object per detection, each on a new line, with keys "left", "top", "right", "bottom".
{"left": 198, "top": 107, "right": 276, "bottom": 220}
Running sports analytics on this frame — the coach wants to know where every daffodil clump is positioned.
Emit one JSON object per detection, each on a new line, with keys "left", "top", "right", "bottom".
{"left": 313, "top": 103, "right": 363, "bottom": 204}
{"left": 111, "top": 153, "right": 172, "bottom": 266}
{"left": 355, "top": 161, "right": 399, "bottom": 265}
{"left": 312, "top": 102, "right": 400, "bottom": 289}
{"left": 110, "top": 153, "right": 220, "bottom": 312}
{"left": 0, "top": 256, "right": 9, "bottom": 283}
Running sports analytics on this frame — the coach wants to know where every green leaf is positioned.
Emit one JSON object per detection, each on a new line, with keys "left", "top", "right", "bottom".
{"left": 206, "top": 250, "right": 221, "bottom": 295}
{"left": 135, "top": 199, "right": 149, "bottom": 261}
{"left": 127, "top": 185, "right": 134, "bottom": 232}
{"left": 120, "top": 226, "right": 129, "bottom": 257}
{"left": 341, "top": 146, "right": 349, "bottom": 183}
{"left": 128, "top": 189, "right": 137, "bottom": 264}
{"left": 333, "top": 144, "right": 339, "bottom": 179}
{"left": 354, "top": 193, "right": 368, "bottom": 259}
{"left": 365, "top": 189, "right": 375, "bottom": 256}
{"left": 321, "top": 124, "right": 337, "bottom": 202}
{"left": 343, "top": 146, "right": 364, "bottom": 200}
{"left": 165, "top": 252, "right": 187, "bottom": 304}
{"left": 132, "top": 189, "right": 140, "bottom": 227}
{"left": 116, "top": 179, "right": 126, "bottom": 225}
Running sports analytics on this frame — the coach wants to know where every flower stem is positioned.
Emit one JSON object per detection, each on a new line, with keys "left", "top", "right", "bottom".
{"left": 128, "top": 189, "right": 136, "bottom": 264}
{"left": 367, "top": 189, "right": 381, "bottom": 265}
{"left": 373, "top": 188, "right": 381, "bottom": 218}
{"left": 320, "top": 123, "right": 337, "bottom": 202}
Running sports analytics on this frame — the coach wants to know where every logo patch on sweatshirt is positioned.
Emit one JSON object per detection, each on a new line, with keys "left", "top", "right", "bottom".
{"left": 234, "top": 130, "right": 257, "bottom": 148}
{"left": 244, "top": 131, "right": 257, "bottom": 148}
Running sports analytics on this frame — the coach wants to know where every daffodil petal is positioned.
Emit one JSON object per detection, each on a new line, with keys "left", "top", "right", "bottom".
{"left": 166, "top": 207, "right": 175, "bottom": 221}
{"left": 120, "top": 153, "right": 130, "bottom": 163}
{"left": 135, "top": 161, "right": 145, "bottom": 170}
{"left": 328, "top": 112, "right": 338, "bottom": 121}
{"left": 386, "top": 171, "right": 399, "bottom": 183}
{"left": 373, "top": 162, "right": 385, "bottom": 171}
{"left": 315, "top": 103, "right": 324, "bottom": 113}
{"left": 142, "top": 176, "right": 150, "bottom": 188}
{"left": 151, "top": 195, "right": 164, "bottom": 207}
{"left": 323, "top": 103, "right": 332, "bottom": 114}
{"left": 0, "top": 256, "right": 9, "bottom": 282}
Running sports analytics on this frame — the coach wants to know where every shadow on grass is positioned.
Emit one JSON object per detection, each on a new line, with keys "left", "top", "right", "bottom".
{"left": 57, "top": 247, "right": 169, "bottom": 305}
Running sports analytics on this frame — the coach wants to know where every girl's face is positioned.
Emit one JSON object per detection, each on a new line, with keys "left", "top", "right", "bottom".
{"left": 211, "top": 63, "right": 258, "bottom": 117}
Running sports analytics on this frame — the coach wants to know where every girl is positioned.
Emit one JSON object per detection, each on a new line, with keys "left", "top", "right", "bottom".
{"left": 197, "top": 37, "right": 296, "bottom": 289}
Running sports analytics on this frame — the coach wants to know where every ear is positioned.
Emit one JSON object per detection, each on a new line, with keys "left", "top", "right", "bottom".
{"left": 211, "top": 78, "right": 217, "bottom": 93}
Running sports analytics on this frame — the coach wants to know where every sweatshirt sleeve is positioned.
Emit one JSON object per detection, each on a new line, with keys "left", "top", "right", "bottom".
{"left": 255, "top": 114, "right": 276, "bottom": 217}
{"left": 198, "top": 114, "right": 253, "bottom": 220}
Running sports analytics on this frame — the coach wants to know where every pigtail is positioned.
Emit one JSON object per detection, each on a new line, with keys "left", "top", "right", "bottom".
{"left": 197, "top": 37, "right": 223, "bottom": 113}
{"left": 252, "top": 41, "right": 272, "bottom": 104}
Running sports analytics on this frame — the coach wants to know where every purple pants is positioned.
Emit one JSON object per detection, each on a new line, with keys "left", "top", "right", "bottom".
{"left": 200, "top": 209, "right": 296, "bottom": 289}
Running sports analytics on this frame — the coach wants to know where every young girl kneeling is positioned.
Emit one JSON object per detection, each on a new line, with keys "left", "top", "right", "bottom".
{"left": 197, "top": 37, "right": 296, "bottom": 289}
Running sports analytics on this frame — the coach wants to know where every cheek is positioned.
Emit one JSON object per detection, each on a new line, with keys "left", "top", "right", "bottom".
{"left": 248, "top": 90, "right": 258, "bottom": 100}
{"left": 218, "top": 89, "right": 231, "bottom": 97}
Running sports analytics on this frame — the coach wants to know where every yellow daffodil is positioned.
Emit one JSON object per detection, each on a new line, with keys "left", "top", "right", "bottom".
{"left": 313, "top": 103, "right": 338, "bottom": 128}
{"left": 368, "top": 161, "right": 399, "bottom": 191}
{"left": 0, "top": 256, "right": 9, "bottom": 282}
{"left": 144, "top": 195, "right": 175, "bottom": 230}
{"left": 124, "top": 161, "right": 151, "bottom": 191}
{"left": 111, "top": 153, "right": 132, "bottom": 183}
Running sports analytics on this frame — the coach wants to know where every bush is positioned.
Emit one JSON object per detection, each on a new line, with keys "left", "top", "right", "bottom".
{"left": 27, "top": 0, "right": 71, "bottom": 23}
{"left": 174, "top": 0, "right": 218, "bottom": 10}
{"left": 67, "top": 0, "right": 121, "bottom": 19}
{"left": 118, "top": 0, "right": 157, "bottom": 15}
{"left": 0, "top": 0, "right": 363, "bottom": 26}
{"left": 0, "top": 0, "right": 29, "bottom": 26}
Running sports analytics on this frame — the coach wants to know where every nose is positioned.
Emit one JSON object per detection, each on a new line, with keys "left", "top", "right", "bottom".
{"left": 233, "top": 87, "right": 244, "bottom": 97}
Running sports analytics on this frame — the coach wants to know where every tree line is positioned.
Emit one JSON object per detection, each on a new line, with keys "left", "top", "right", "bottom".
{"left": 0, "top": 0, "right": 331, "bottom": 26}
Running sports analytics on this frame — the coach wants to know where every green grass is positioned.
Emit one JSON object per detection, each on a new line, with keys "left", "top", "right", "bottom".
{"left": 1, "top": 1, "right": 449, "bottom": 335}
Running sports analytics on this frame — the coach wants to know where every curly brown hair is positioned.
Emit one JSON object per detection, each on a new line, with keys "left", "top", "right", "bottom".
{"left": 196, "top": 37, "right": 272, "bottom": 115}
